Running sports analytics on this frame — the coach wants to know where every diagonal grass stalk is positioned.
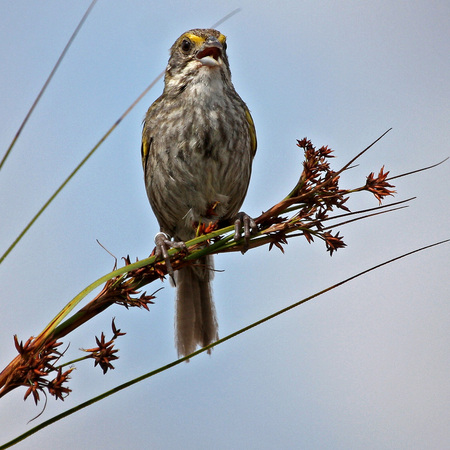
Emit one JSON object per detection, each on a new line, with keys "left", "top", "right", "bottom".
{"left": 0, "top": 239, "right": 447, "bottom": 450}
{"left": 0, "top": 0, "right": 99, "bottom": 171}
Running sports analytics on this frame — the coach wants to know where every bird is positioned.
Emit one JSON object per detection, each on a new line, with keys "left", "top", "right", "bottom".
{"left": 141, "top": 28, "right": 257, "bottom": 358}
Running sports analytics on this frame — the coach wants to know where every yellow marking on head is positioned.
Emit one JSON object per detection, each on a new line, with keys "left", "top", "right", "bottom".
{"left": 183, "top": 32, "right": 227, "bottom": 47}
{"left": 245, "top": 108, "right": 257, "bottom": 156}
{"left": 184, "top": 33, "right": 206, "bottom": 46}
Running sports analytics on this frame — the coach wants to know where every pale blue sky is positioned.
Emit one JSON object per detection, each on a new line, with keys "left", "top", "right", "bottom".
{"left": 0, "top": 1, "right": 449, "bottom": 449}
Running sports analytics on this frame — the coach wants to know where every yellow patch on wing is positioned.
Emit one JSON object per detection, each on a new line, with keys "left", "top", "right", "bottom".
{"left": 141, "top": 138, "right": 150, "bottom": 168}
{"left": 245, "top": 108, "right": 257, "bottom": 156}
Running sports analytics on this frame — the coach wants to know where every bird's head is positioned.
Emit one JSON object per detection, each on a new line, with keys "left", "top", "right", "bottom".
{"left": 164, "top": 29, "right": 232, "bottom": 92}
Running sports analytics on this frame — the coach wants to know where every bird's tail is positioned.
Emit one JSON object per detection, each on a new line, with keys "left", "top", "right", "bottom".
{"left": 174, "top": 255, "right": 218, "bottom": 358}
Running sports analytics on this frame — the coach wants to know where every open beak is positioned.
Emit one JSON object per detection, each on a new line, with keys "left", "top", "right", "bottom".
{"left": 196, "top": 40, "right": 223, "bottom": 67}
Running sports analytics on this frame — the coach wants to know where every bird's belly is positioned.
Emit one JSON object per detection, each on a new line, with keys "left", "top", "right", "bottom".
{"left": 149, "top": 134, "right": 251, "bottom": 239}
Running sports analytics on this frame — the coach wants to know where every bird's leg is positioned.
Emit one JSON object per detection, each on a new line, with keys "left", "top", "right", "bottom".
{"left": 233, "top": 212, "right": 257, "bottom": 250}
{"left": 154, "top": 232, "right": 186, "bottom": 279}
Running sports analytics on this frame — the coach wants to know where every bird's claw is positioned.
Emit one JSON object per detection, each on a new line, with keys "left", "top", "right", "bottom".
{"left": 154, "top": 232, "right": 186, "bottom": 280}
{"left": 233, "top": 212, "right": 257, "bottom": 250}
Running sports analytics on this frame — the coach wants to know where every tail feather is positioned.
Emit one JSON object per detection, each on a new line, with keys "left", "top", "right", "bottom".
{"left": 175, "top": 255, "right": 218, "bottom": 357}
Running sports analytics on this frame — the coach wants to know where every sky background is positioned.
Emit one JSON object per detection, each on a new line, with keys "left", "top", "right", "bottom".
{"left": 0, "top": 1, "right": 449, "bottom": 449}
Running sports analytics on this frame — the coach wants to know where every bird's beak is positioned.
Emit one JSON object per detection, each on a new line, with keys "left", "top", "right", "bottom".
{"left": 196, "top": 40, "right": 223, "bottom": 67}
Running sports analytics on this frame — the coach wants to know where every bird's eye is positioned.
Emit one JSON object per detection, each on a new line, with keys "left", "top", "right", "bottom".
{"left": 181, "top": 39, "right": 191, "bottom": 53}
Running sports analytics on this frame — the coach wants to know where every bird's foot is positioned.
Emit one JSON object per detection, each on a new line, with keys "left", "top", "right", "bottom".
{"left": 233, "top": 212, "right": 257, "bottom": 251}
{"left": 154, "top": 232, "right": 186, "bottom": 279}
